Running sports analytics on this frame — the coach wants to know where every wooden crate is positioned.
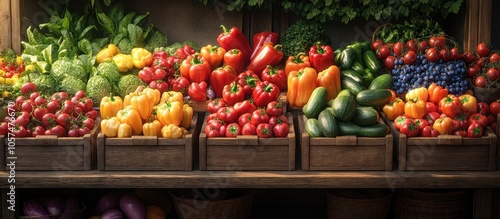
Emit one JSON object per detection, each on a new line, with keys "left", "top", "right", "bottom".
{"left": 97, "top": 114, "right": 198, "bottom": 171}
{"left": 199, "top": 113, "right": 296, "bottom": 171}
{"left": 299, "top": 114, "right": 393, "bottom": 171}
{"left": 0, "top": 120, "right": 100, "bottom": 171}
{"left": 384, "top": 114, "right": 497, "bottom": 171}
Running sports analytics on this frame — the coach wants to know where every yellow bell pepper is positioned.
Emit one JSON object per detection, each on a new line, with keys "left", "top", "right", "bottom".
{"left": 100, "top": 95, "right": 123, "bottom": 119}
{"left": 2, "top": 91, "right": 12, "bottom": 98}
{"left": 131, "top": 48, "right": 153, "bottom": 69}
{"left": 157, "top": 101, "right": 183, "bottom": 126}
{"left": 117, "top": 106, "right": 143, "bottom": 135}
{"left": 161, "top": 124, "right": 183, "bottom": 139}
{"left": 287, "top": 67, "right": 318, "bottom": 107}
{"left": 118, "top": 123, "right": 133, "bottom": 138}
{"left": 0, "top": 77, "right": 5, "bottom": 84}
{"left": 181, "top": 104, "right": 193, "bottom": 129}
{"left": 143, "top": 119, "right": 163, "bottom": 137}
{"left": 404, "top": 99, "right": 426, "bottom": 119}
{"left": 112, "top": 54, "right": 134, "bottom": 73}
{"left": 101, "top": 117, "right": 121, "bottom": 137}
{"left": 141, "top": 87, "right": 161, "bottom": 108}
{"left": 124, "top": 92, "right": 138, "bottom": 107}
{"left": 96, "top": 44, "right": 120, "bottom": 63}
{"left": 405, "top": 87, "right": 428, "bottom": 102}
{"left": 130, "top": 92, "right": 152, "bottom": 121}
{"left": 160, "top": 91, "right": 184, "bottom": 105}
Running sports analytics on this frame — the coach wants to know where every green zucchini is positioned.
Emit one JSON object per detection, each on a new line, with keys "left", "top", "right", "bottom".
{"left": 341, "top": 69, "right": 366, "bottom": 86}
{"left": 355, "top": 89, "right": 393, "bottom": 108}
{"left": 362, "top": 50, "right": 381, "bottom": 74}
{"left": 303, "top": 87, "right": 328, "bottom": 119}
{"left": 368, "top": 74, "right": 393, "bottom": 90}
{"left": 338, "top": 122, "right": 389, "bottom": 137}
{"left": 305, "top": 118, "right": 323, "bottom": 137}
{"left": 317, "top": 109, "right": 338, "bottom": 137}
{"left": 327, "top": 89, "right": 352, "bottom": 106}
{"left": 340, "top": 47, "right": 355, "bottom": 70}
{"left": 341, "top": 77, "right": 365, "bottom": 96}
{"left": 351, "top": 106, "right": 380, "bottom": 126}
{"left": 330, "top": 95, "right": 357, "bottom": 122}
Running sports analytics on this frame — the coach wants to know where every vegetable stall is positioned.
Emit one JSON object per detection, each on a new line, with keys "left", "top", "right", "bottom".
{"left": 1, "top": 0, "right": 500, "bottom": 218}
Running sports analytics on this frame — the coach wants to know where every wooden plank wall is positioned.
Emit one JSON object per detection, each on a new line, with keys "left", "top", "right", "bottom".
{"left": 464, "top": 0, "right": 492, "bottom": 51}
{"left": 0, "top": 0, "right": 12, "bottom": 51}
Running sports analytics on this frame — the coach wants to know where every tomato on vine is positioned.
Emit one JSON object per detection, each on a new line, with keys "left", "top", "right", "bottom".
{"left": 476, "top": 42, "right": 491, "bottom": 57}
{"left": 403, "top": 50, "right": 417, "bottom": 65}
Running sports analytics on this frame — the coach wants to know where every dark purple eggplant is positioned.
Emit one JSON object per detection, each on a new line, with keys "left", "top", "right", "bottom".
{"left": 22, "top": 199, "right": 50, "bottom": 219}
{"left": 42, "top": 197, "right": 64, "bottom": 215}
{"left": 96, "top": 192, "right": 123, "bottom": 214}
{"left": 119, "top": 193, "right": 146, "bottom": 219}
{"left": 101, "top": 209, "right": 124, "bottom": 219}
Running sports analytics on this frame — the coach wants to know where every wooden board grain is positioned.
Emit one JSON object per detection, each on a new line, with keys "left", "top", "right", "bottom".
{"left": 0, "top": 0, "right": 11, "bottom": 51}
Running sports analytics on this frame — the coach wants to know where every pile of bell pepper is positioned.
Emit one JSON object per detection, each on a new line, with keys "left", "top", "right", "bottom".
{"left": 100, "top": 87, "right": 193, "bottom": 139}
{"left": 383, "top": 83, "right": 497, "bottom": 138}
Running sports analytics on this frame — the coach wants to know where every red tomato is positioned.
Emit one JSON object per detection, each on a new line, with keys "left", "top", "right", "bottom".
{"left": 425, "top": 48, "right": 440, "bottom": 62}
{"left": 454, "top": 130, "right": 467, "bottom": 137}
{"left": 268, "top": 115, "right": 289, "bottom": 128}
{"left": 225, "top": 123, "right": 241, "bottom": 138}
{"left": 74, "top": 90, "right": 86, "bottom": 99}
{"left": 478, "top": 102, "right": 490, "bottom": 115}
{"left": 467, "top": 65, "right": 481, "bottom": 78}
{"left": 489, "top": 52, "right": 500, "bottom": 63}
{"left": 82, "top": 117, "right": 95, "bottom": 129}
{"left": 414, "top": 118, "right": 430, "bottom": 131}
{"left": 400, "top": 119, "right": 420, "bottom": 137}
{"left": 371, "top": 39, "right": 384, "bottom": 51}
{"left": 417, "top": 40, "right": 428, "bottom": 53}
{"left": 12, "top": 126, "right": 27, "bottom": 137}
{"left": 429, "top": 36, "right": 446, "bottom": 49}
{"left": 468, "top": 113, "right": 488, "bottom": 128}
{"left": 476, "top": 42, "right": 491, "bottom": 57}
{"left": 45, "top": 100, "right": 60, "bottom": 114}
{"left": 486, "top": 67, "right": 500, "bottom": 82}
{"left": 439, "top": 48, "right": 451, "bottom": 62}
{"left": 49, "top": 125, "right": 66, "bottom": 137}
{"left": 403, "top": 51, "right": 417, "bottom": 65}
{"left": 56, "top": 113, "right": 72, "bottom": 127}
{"left": 467, "top": 122, "right": 483, "bottom": 138}
{"left": 20, "top": 82, "right": 37, "bottom": 95}
{"left": 21, "top": 101, "right": 34, "bottom": 113}
{"left": 421, "top": 125, "right": 439, "bottom": 137}
{"left": 207, "top": 99, "right": 227, "bottom": 114}
{"left": 453, "top": 115, "right": 469, "bottom": 130}
{"left": 474, "top": 76, "right": 487, "bottom": 88}
{"left": 393, "top": 42, "right": 405, "bottom": 57}
{"left": 475, "top": 57, "right": 489, "bottom": 68}
{"left": 273, "top": 122, "right": 289, "bottom": 137}
{"left": 216, "top": 107, "right": 238, "bottom": 124}
{"left": 489, "top": 101, "right": 500, "bottom": 117}
{"left": 463, "top": 50, "right": 479, "bottom": 64}
{"left": 251, "top": 108, "right": 270, "bottom": 125}
{"left": 394, "top": 115, "right": 410, "bottom": 131}
{"left": 241, "top": 123, "right": 256, "bottom": 135}
{"left": 256, "top": 123, "right": 272, "bottom": 138}
{"left": 384, "top": 56, "right": 397, "bottom": 70}
{"left": 425, "top": 102, "right": 438, "bottom": 113}
{"left": 31, "top": 126, "right": 46, "bottom": 137}
{"left": 377, "top": 45, "right": 391, "bottom": 60}
{"left": 237, "top": 113, "right": 253, "bottom": 127}
{"left": 449, "top": 47, "right": 462, "bottom": 60}
{"left": 406, "top": 39, "right": 417, "bottom": 52}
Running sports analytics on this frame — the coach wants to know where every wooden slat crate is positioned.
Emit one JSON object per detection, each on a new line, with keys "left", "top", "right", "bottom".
{"left": 299, "top": 114, "right": 393, "bottom": 171}
{"left": 383, "top": 114, "right": 497, "bottom": 171}
{"left": 0, "top": 119, "right": 100, "bottom": 171}
{"left": 97, "top": 114, "right": 198, "bottom": 171}
{"left": 199, "top": 113, "right": 295, "bottom": 171}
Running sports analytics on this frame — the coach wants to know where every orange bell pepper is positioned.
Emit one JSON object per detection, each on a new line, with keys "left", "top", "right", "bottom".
{"left": 156, "top": 100, "right": 183, "bottom": 126}
{"left": 130, "top": 92, "right": 152, "bottom": 121}
{"left": 117, "top": 123, "right": 132, "bottom": 138}
{"left": 141, "top": 87, "right": 161, "bottom": 110}
{"left": 123, "top": 92, "right": 138, "bottom": 107}
{"left": 160, "top": 91, "right": 184, "bottom": 105}
{"left": 100, "top": 95, "right": 123, "bottom": 119}
{"left": 404, "top": 99, "right": 426, "bottom": 119}
{"left": 433, "top": 116, "right": 454, "bottom": 135}
{"left": 116, "top": 106, "right": 143, "bottom": 135}
{"left": 180, "top": 54, "right": 211, "bottom": 83}
{"left": 181, "top": 104, "right": 193, "bottom": 130}
{"left": 143, "top": 119, "right": 163, "bottom": 137}
{"left": 287, "top": 67, "right": 318, "bottom": 107}
{"left": 427, "top": 83, "right": 448, "bottom": 105}
{"left": 383, "top": 98, "right": 405, "bottom": 121}
{"left": 439, "top": 94, "right": 463, "bottom": 118}
{"left": 200, "top": 45, "right": 226, "bottom": 70}
{"left": 459, "top": 94, "right": 477, "bottom": 117}
{"left": 405, "top": 87, "right": 428, "bottom": 102}
{"left": 316, "top": 65, "right": 341, "bottom": 101}
{"left": 284, "top": 53, "right": 311, "bottom": 77}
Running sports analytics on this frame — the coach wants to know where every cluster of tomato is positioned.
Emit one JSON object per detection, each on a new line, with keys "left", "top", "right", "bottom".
{"left": 464, "top": 42, "right": 500, "bottom": 89}
{"left": 204, "top": 98, "right": 289, "bottom": 138}
{"left": 0, "top": 82, "right": 98, "bottom": 137}
{"left": 137, "top": 50, "right": 182, "bottom": 93}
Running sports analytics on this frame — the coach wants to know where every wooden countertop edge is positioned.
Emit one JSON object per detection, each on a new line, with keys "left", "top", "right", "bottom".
{"left": 1, "top": 171, "right": 500, "bottom": 189}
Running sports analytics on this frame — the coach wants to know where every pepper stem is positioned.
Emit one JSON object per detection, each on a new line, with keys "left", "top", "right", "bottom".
{"left": 315, "top": 42, "right": 325, "bottom": 54}
{"left": 293, "top": 52, "right": 306, "bottom": 63}
{"left": 220, "top": 25, "right": 229, "bottom": 34}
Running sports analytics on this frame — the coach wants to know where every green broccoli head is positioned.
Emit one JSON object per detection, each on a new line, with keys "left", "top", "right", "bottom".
{"left": 51, "top": 57, "right": 88, "bottom": 82}
{"left": 117, "top": 38, "right": 133, "bottom": 54}
{"left": 96, "top": 61, "right": 121, "bottom": 85}
{"left": 280, "top": 20, "right": 332, "bottom": 57}
{"left": 86, "top": 75, "right": 114, "bottom": 105}
{"left": 31, "top": 73, "right": 58, "bottom": 96}
{"left": 145, "top": 30, "right": 168, "bottom": 52}
{"left": 60, "top": 75, "right": 86, "bottom": 96}
{"left": 117, "top": 74, "right": 145, "bottom": 98}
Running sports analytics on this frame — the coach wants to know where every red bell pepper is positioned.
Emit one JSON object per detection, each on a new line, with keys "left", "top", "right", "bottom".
{"left": 233, "top": 99, "right": 257, "bottom": 116}
{"left": 238, "top": 112, "right": 253, "bottom": 127}
{"left": 153, "top": 68, "right": 167, "bottom": 80}
{"left": 467, "top": 122, "right": 483, "bottom": 138}
{"left": 235, "top": 70, "right": 261, "bottom": 97}
{"left": 241, "top": 123, "right": 257, "bottom": 135}
{"left": 149, "top": 80, "right": 169, "bottom": 93}
{"left": 138, "top": 66, "right": 155, "bottom": 83}
{"left": 168, "top": 76, "right": 190, "bottom": 95}
{"left": 207, "top": 98, "right": 227, "bottom": 113}
{"left": 176, "top": 44, "right": 196, "bottom": 59}
{"left": 209, "top": 65, "right": 237, "bottom": 98}
{"left": 266, "top": 100, "right": 284, "bottom": 116}
{"left": 438, "top": 94, "right": 463, "bottom": 118}
{"left": 223, "top": 49, "right": 245, "bottom": 73}
{"left": 256, "top": 123, "right": 272, "bottom": 138}
{"left": 225, "top": 123, "right": 241, "bottom": 138}
{"left": 261, "top": 65, "right": 287, "bottom": 91}
{"left": 421, "top": 125, "right": 439, "bottom": 137}
{"left": 468, "top": 112, "right": 488, "bottom": 128}
{"left": 153, "top": 50, "right": 168, "bottom": 60}
{"left": 180, "top": 54, "right": 211, "bottom": 83}
{"left": 217, "top": 25, "right": 252, "bottom": 64}
{"left": 216, "top": 106, "right": 239, "bottom": 124}
{"left": 188, "top": 81, "right": 207, "bottom": 102}
{"left": 222, "top": 81, "right": 245, "bottom": 106}
{"left": 251, "top": 31, "right": 279, "bottom": 60}
{"left": 308, "top": 42, "right": 334, "bottom": 72}
{"left": 252, "top": 81, "right": 280, "bottom": 107}
{"left": 251, "top": 108, "right": 270, "bottom": 125}
{"left": 400, "top": 119, "right": 420, "bottom": 137}
{"left": 273, "top": 121, "right": 289, "bottom": 137}
{"left": 152, "top": 58, "right": 170, "bottom": 71}
{"left": 247, "top": 42, "right": 284, "bottom": 77}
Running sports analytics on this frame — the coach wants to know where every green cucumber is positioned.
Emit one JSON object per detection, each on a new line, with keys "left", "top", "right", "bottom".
{"left": 355, "top": 89, "right": 393, "bottom": 108}
{"left": 331, "top": 95, "right": 357, "bottom": 122}
{"left": 317, "top": 109, "right": 338, "bottom": 137}
{"left": 340, "top": 47, "right": 355, "bottom": 69}
{"left": 351, "top": 106, "right": 380, "bottom": 126}
{"left": 327, "top": 89, "right": 352, "bottom": 107}
{"left": 305, "top": 118, "right": 323, "bottom": 137}
{"left": 338, "top": 122, "right": 389, "bottom": 137}
{"left": 340, "top": 69, "right": 365, "bottom": 86}
{"left": 368, "top": 74, "right": 393, "bottom": 90}
{"left": 341, "top": 77, "right": 365, "bottom": 96}
{"left": 362, "top": 50, "right": 381, "bottom": 74}
{"left": 303, "top": 87, "right": 328, "bottom": 119}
